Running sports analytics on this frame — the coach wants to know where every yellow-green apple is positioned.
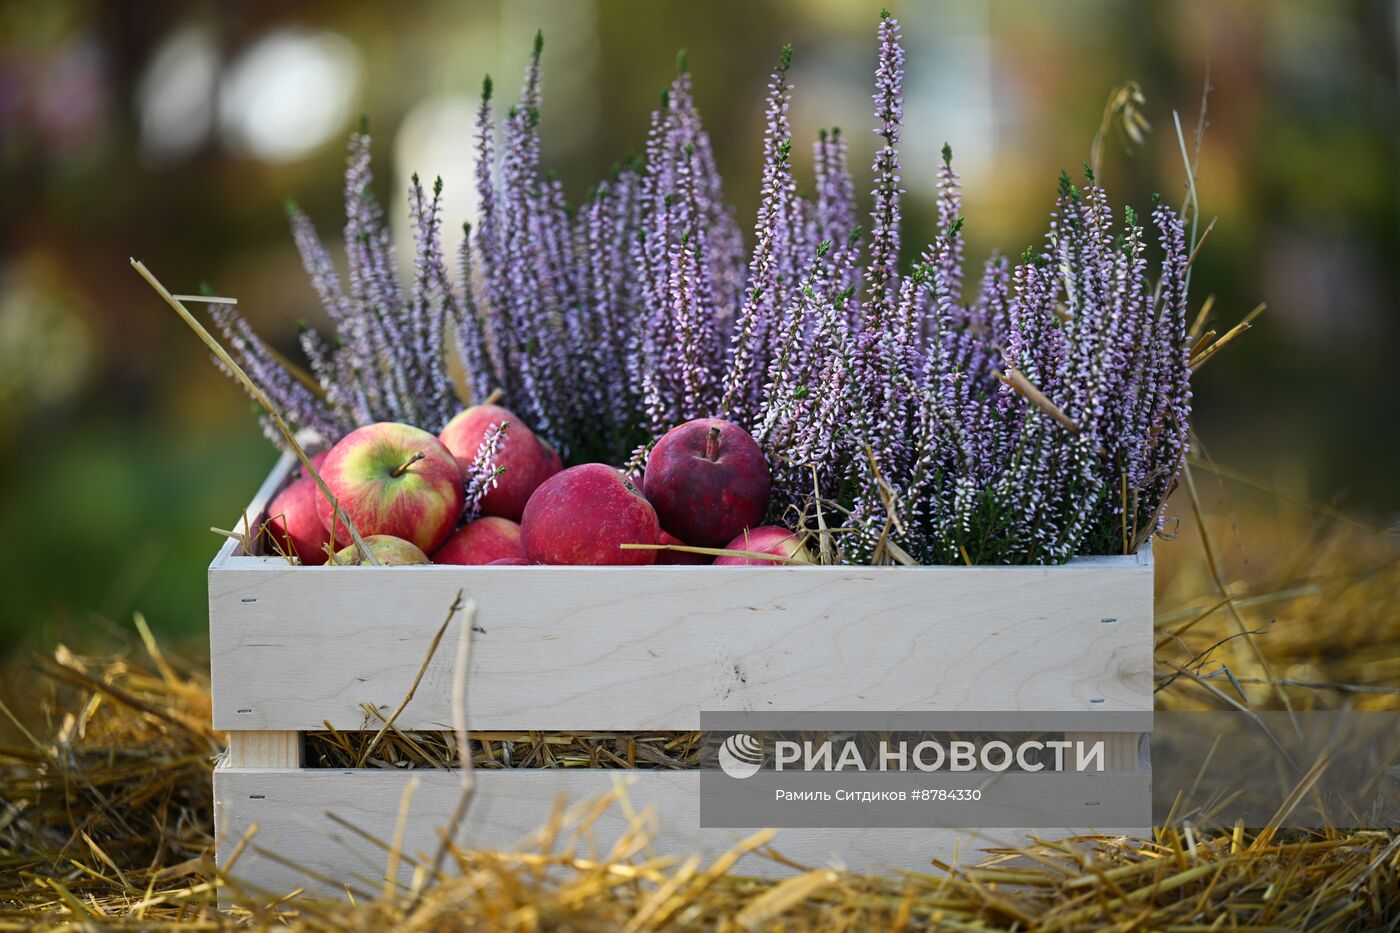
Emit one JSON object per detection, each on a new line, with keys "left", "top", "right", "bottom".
{"left": 714, "top": 526, "right": 811, "bottom": 566}
{"left": 331, "top": 534, "right": 430, "bottom": 566}
{"left": 432, "top": 516, "right": 526, "bottom": 565}
{"left": 656, "top": 529, "right": 713, "bottom": 565}
{"left": 439, "top": 403, "right": 561, "bottom": 521}
{"left": 316, "top": 422, "right": 464, "bottom": 554}
{"left": 265, "top": 451, "right": 331, "bottom": 565}
{"left": 643, "top": 418, "right": 770, "bottom": 547}
{"left": 520, "top": 463, "right": 660, "bottom": 565}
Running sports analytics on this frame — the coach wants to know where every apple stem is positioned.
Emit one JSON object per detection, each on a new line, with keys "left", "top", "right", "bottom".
{"left": 392, "top": 450, "right": 426, "bottom": 477}
{"left": 704, "top": 426, "right": 721, "bottom": 461}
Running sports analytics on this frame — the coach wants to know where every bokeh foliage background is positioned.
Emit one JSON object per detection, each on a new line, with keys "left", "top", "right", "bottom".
{"left": 1, "top": 0, "right": 1396, "bottom": 653}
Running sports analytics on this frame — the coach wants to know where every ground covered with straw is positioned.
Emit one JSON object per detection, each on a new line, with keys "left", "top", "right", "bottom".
{"left": 2, "top": 466, "right": 1397, "bottom": 929}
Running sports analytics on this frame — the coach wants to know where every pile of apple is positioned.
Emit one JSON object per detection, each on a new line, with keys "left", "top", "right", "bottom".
{"left": 265, "top": 404, "right": 811, "bottom": 568}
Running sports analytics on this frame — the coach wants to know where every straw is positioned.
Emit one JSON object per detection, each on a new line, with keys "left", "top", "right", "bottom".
{"left": 993, "top": 366, "right": 1081, "bottom": 434}
{"left": 130, "top": 259, "right": 379, "bottom": 566}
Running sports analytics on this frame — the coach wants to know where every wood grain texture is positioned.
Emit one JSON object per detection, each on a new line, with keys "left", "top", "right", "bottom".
{"left": 214, "top": 767, "right": 1150, "bottom": 899}
{"left": 210, "top": 550, "right": 1152, "bottom": 730}
{"left": 1065, "top": 732, "right": 1144, "bottom": 772}
{"left": 224, "top": 731, "right": 302, "bottom": 768}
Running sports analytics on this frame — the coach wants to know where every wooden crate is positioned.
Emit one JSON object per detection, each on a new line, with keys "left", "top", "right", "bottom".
{"left": 211, "top": 454, "right": 1154, "bottom": 898}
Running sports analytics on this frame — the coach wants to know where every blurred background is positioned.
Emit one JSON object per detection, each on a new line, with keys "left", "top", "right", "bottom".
{"left": 1, "top": 0, "right": 1396, "bottom": 654}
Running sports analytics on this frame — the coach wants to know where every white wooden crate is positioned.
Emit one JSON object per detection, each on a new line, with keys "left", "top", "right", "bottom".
{"left": 211, "top": 453, "right": 1154, "bottom": 897}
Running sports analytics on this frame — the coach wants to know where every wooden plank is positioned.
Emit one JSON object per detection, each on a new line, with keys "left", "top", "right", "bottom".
{"left": 209, "top": 551, "right": 1152, "bottom": 731}
{"left": 1065, "top": 732, "right": 1141, "bottom": 772}
{"left": 224, "top": 731, "right": 303, "bottom": 768}
{"left": 213, "top": 767, "right": 1151, "bottom": 899}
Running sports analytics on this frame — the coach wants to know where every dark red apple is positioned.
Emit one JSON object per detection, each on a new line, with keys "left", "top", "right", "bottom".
{"left": 714, "top": 526, "right": 812, "bottom": 566}
{"left": 316, "top": 422, "right": 465, "bottom": 554}
{"left": 439, "top": 404, "right": 561, "bottom": 521}
{"left": 486, "top": 557, "right": 532, "bottom": 565}
{"left": 643, "top": 418, "right": 770, "bottom": 548}
{"left": 520, "top": 463, "right": 660, "bottom": 565}
{"left": 432, "top": 516, "right": 526, "bottom": 565}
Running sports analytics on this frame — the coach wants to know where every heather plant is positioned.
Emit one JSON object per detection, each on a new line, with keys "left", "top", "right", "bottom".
{"left": 209, "top": 12, "right": 1194, "bottom": 565}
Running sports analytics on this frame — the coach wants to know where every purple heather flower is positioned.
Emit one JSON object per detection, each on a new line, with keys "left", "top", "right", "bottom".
{"left": 577, "top": 165, "right": 645, "bottom": 451}
{"left": 1141, "top": 201, "right": 1192, "bottom": 531}
{"left": 469, "top": 75, "right": 512, "bottom": 393}
{"left": 494, "top": 40, "right": 556, "bottom": 443}
{"left": 862, "top": 12, "right": 905, "bottom": 334}
{"left": 207, "top": 302, "right": 348, "bottom": 446}
{"left": 343, "top": 130, "right": 414, "bottom": 420}
{"left": 455, "top": 220, "right": 494, "bottom": 406}
{"left": 211, "top": 15, "right": 1194, "bottom": 567}
{"left": 721, "top": 45, "right": 798, "bottom": 424}
{"left": 406, "top": 173, "right": 460, "bottom": 429}
{"left": 813, "top": 128, "right": 858, "bottom": 293}
{"left": 934, "top": 143, "right": 964, "bottom": 303}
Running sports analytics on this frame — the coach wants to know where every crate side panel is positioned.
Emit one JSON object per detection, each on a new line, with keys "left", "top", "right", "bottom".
{"left": 210, "top": 557, "right": 1152, "bottom": 731}
{"left": 209, "top": 453, "right": 299, "bottom": 726}
{"left": 214, "top": 768, "right": 1150, "bottom": 899}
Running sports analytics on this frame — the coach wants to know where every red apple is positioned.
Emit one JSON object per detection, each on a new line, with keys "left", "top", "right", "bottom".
{"left": 520, "top": 463, "right": 660, "bottom": 565}
{"left": 265, "top": 451, "right": 333, "bottom": 565}
{"left": 316, "top": 422, "right": 465, "bottom": 554}
{"left": 656, "top": 529, "right": 713, "bottom": 565}
{"left": 266, "top": 478, "right": 330, "bottom": 565}
{"left": 331, "top": 535, "right": 430, "bottom": 566}
{"left": 643, "top": 418, "right": 770, "bottom": 548}
{"left": 714, "top": 526, "right": 811, "bottom": 566}
{"left": 486, "top": 557, "right": 532, "bottom": 565}
{"left": 432, "top": 516, "right": 526, "bottom": 565}
{"left": 439, "top": 404, "right": 562, "bottom": 521}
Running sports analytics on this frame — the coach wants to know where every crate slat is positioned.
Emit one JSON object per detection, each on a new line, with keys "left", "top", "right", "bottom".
{"left": 210, "top": 552, "right": 1151, "bottom": 731}
{"left": 214, "top": 767, "right": 1151, "bottom": 896}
